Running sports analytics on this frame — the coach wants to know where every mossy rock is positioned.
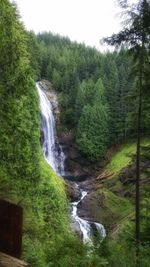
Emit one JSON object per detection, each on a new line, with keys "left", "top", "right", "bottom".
{"left": 78, "top": 188, "right": 133, "bottom": 231}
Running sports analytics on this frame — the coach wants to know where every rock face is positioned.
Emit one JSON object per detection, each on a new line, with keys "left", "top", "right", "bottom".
{"left": 38, "top": 80, "right": 60, "bottom": 123}
{"left": 65, "top": 181, "right": 81, "bottom": 202}
{"left": 77, "top": 190, "right": 106, "bottom": 224}
{"left": 59, "top": 134, "right": 106, "bottom": 181}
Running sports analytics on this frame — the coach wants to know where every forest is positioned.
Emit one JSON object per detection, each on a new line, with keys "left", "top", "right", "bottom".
{"left": 0, "top": 0, "right": 150, "bottom": 266}
{"left": 28, "top": 30, "right": 150, "bottom": 161}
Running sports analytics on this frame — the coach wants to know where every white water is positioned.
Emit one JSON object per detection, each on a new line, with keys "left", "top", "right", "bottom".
{"left": 37, "top": 82, "right": 65, "bottom": 176}
{"left": 71, "top": 188, "right": 92, "bottom": 244}
{"left": 94, "top": 222, "right": 106, "bottom": 239}
{"left": 71, "top": 185, "right": 106, "bottom": 244}
{"left": 37, "top": 82, "right": 106, "bottom": 244}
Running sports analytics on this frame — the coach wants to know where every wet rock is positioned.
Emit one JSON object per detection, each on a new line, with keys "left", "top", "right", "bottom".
{"left": 77, "top": 192, "right": 100, "bottom": 222}
{"left": 65, "top": 181, "right": 80, "bottom": 202}
{"left": 39, "top": 80, "right": 60, "bottom": 122}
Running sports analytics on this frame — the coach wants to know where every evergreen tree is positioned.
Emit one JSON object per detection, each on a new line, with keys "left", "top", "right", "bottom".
{"left": 103, "top": 0, "right": 150, "bottom": 265}
{"left": 76, "top": 79, "right": 109, "bottom": 161}
{"left": 0, "top": 0, "right": 40, "bottom": 180}
{"left": 26, "top": 31, "right": 42, "bottom": 80}
{"left": 75, "top": 79, "right": 95, "bottom": 122}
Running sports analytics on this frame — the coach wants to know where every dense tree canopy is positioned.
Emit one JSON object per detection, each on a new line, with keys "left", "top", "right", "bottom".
{"left": 0, "top": 0, "right": 40, "bottom": 179}
{"left": 103, "top": 0, "right": 150, "bottom": 265}
{"left": 29, "top": 31, "right": 144, "bottom": 160}
{"left": 0, "top": 1, "right": 150, "bottom": 266}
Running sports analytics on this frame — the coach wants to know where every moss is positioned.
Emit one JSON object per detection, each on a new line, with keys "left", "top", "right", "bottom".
{"left": 106, "top": 142, "right": 136, "bottom": 174}
{"left": 93, "top": 188, "right": 133, "bottom": 230}
{"left": 0, "top": 153, "right": 71, "bottom": 266}
{"left": 106, "top": 138, "right": 150, "bottom": 175}
{"left": 99, "top": 138, "right": 150, "bottom": 234}
{"left": 0, "top": 15, "right": 74, "bottom": 263}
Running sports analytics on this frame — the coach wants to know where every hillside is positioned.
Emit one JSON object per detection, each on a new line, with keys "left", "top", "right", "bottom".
{"left": 0, "top": 2, "right": 87, "bottom": 266}
{"left": 78, "top": 139, "right": 150, "bottom": 232}
{"left": 0, "top": 1, "right": 150, "bottom": 267}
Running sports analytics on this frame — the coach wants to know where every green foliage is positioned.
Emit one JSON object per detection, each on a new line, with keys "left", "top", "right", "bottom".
{"left": 26, "top": 31, "right": 42, "bottom": 80}
{"left": 91, "top": 188, "right": 133, "bottom": 229}
{"left": 20, "top": 157, "right": 73, "bottom": 267}
{"left": 1, "top": 1, "right": 150, "bottom": 266}
{"left": 106, "top": 138, "right": 150, "bottom": 174}
{"left": 0, "top": 0, "right": 29, "bottom": 85}
{"left": 33, "top": 33, "right": 103, "bottom": 128}
{"left": 103, "top": 218, "right": 150, "bottom": 267}
{"left": 0, "top": 0, "right": 40, "bottom": 180}
{"left": 101, "top": 51, "right": 134, "bottom": 143}
{"left": 75, "top": 79, "right": 95, "bottom": 121}
{"left": 0, "top": 2, "right": 89, "bottom": 266}
{"left": 76, "top": 79, "right": 109, "bottom": 161}
{"left": 26, "top": 27, "right": 150, "bottom": 164}
{"left": 26, "top": 31, "right": 149, "bottom": 164}
{"left": 31, "top": 32, "right": 140, "bottom": 159}
{"left": 0, "top": 3, "right": 120, "bottom": 266}
{"left": 107, "top": 142, "right": 136, "bottom": 174}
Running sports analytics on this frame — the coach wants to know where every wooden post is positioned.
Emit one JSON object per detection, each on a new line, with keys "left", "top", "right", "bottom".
{"left": 0, "top": 199, "right": 23, "bottom": 259}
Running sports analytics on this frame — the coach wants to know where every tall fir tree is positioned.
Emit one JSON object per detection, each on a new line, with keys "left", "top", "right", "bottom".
{"left": 0, "top": 0, "right": 40, "bottom": 180}
{"left": 76, "top": 79, "right": 109, "bottom": 161}
{"left": 103, "top": 0, "right": 150, "bottom": 265}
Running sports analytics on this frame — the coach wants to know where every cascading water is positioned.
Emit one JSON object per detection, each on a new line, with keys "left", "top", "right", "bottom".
{"left": 37, "top": 82, "right": 65, "bottom": 176}
{"left": 71, "top": 188, "right": 92, "bottom": 243}
{"left": 37, "top": 81, "right": 106, "bottom": 244}
{"left": 71, "top": 184, "right": 106, "bottom": 244}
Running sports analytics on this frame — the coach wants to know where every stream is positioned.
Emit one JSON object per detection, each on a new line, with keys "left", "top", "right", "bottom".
{"left": 37, "top": 82, "right": 106, "bottom": 244}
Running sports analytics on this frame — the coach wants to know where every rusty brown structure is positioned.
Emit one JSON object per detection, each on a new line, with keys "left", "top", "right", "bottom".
{"left": 0, "top": 199, "right": 23, "bottom": 259}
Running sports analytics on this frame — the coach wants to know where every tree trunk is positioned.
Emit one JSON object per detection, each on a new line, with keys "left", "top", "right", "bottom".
{"left": 135, "top": 90, "right": 141, "bottom": 267}
{"left": 135, "top": 52, "right": 143, "bottom": 267}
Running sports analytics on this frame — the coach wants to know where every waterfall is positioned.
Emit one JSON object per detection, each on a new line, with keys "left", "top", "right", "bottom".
{"left": 71, "top": 185, "right": 106, "bottom": 244}
{"left": 71, "top": 189, "right": 92, "bottom": 244}
{"left": 37, "top": 82, "right": 65, "bottom": 176}
{"left": 37, "top": 81, "right": 106, "bottom": 244}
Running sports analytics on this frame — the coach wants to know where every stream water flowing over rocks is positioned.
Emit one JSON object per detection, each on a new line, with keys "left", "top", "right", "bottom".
{"left": 37, "top": 81, "right": 106, "bottom": 244}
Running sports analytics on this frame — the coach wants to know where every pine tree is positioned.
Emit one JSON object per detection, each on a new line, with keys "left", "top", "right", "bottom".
{"left": 103, "top": 1, "right": 150, "bottom": 265}
{"left": 76, "top": 79, "right": 109, "bottom": 161}
{"left": 0, "top": 0, "right": 40, "bottom": 180}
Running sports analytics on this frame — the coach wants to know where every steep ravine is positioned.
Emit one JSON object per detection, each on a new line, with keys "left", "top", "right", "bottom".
{"left": 37, "top": 80, "right": 106, "bottom": 243}
{"left": 38, "top": 80, "right": 150, "bottom": 238}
